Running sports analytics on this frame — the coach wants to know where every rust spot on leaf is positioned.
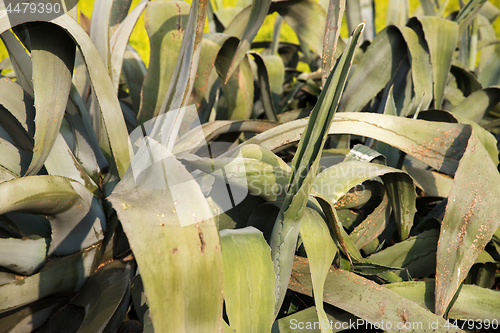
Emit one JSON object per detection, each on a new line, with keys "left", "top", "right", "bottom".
{"left": 196, "top": 223, "right": 206, "bottom": 253}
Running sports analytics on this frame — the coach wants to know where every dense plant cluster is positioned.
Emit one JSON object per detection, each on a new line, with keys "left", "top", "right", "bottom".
{"left": 0, "top": 1, "right": 499, "bottom": 332}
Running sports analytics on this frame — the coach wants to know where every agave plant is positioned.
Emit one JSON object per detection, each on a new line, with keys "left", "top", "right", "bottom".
{"left": 0, "top": 0, "right": 499, "bottom": 332}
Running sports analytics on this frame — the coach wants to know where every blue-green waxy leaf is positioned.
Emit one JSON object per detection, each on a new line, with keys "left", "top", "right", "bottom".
{"left": 27, "top": 22, "right": 75, "bottom": 176}
{"left": 110, "top": 0, "right": 148, "bottom": 93}
{"left": 0, "top": 175, "right": 105, "bottom": 256}
{"left": 0, "top": 29, "right": 33, "bottom": 95}
{"left": 250, "top": 52, "right": 279, "bottom": 121}
{"left": 299, "top": 207, "right": 337, "bottom": 333}
{"left": 349, "top": 193, "right": 391, "bottom": 249}
{"left": 222, "top": 0, "right": 272, "bottom": 82}
{"left": 398, "top": 24, "right": 433, "bottom": 111}
{"left": 289, "top": 257, "right": 466, "bottom": 333}
{"left": 381, "top": 172, "right": 416, "bottom": 240}
{"left": 339, "top": 26, "right": 408, "bottom": 113}
{"left": 137, "top": 1, "right": 189, "bottom": 123}
{"left": 0, "top": 10, "right": 132, "bottom": 178}
{"left": 0, "top": 298, "right": 67, "bottom": 332}
{"left": 451, "top": 87, "right": 500, "bottom": 123}
{"left": 368, "top": 229, "right": 439, "bottom": 279}
{"left": 435, "top": 134, "right": 500, "bottom": 316}
{"left": 0, "top": 77, "right": 98, "bottom": 192}
{"left": 0, "top": 248, "right": 97, "bottom": 312}
{"left": 239, "top": 113, "right": 471, "bottom": 177}
{"left": 108, "top": 138, "right": 223, "bottom": 332}
{"left": 217, "top": 53, "right": 254, "bottom": 120}
{"left": 478, "top": 43, "right": 500, "bottom": 87}
{"left": 42, "top": 260, "right": 132, "bottom": 333}
{"left": 322, "top": 0, "right": 345, "bottom": 86}
{"left": 0, "top": 12, "right": 134, "bottom": 178}
{"left": 90, "top": 0, "right": 113, "bottom": 69}
{"left": 220, "top": 227, "right": 275, "bottom": 333}
{"left": 387, "top": 280, "right": 500, "bottom": 321}
{"left": 416, "top": 17, "right": 458, "bottom": 109}
{"left": 270, "top": 23, "right": 364, "bottom": 315}
{"left": 156, "top": 0, "right": 209, "bottom": 117}
{"left": 310, "top": 161, "right": 414, "bottom": 258}
{"left": 0, "top": 238, "right": 47, "bottom": 275}
{"left": 270, "top": 0, "right": 327, "bottom": 56}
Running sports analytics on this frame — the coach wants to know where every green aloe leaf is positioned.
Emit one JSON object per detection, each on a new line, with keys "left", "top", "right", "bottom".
{"left": 368, "top": 228, "right": 439, "bottom": 278}
{"left": 42, "top": 260, "right": 132, "bottom": 333}
{"left": 434, "top": 134, "right": 500, "bottom": 316}
{"left": 270, "top": 0, "right": 327, "bottom": 56}
{"left": 220, "top": 227, "right": 275, "bottom": 333}
{"left": 109, "top": 0, "right": 148, "bottom": 93}
{"left": 403, "top": 166, "right": 453, "bottom": 197}
{"left": 122, "top": 45, "right": 147, "bottom": 113}
{"left": 299, "top": 207, "right": 337, "bottom": 333}
{"left": 350, "top": 193, "right": 391, "bottom": 249}
{"left": 89, "top": 0, "right": 113, "bottom": 68}
{"left": 452, "top": 87, "right": 500, "bottom": 122}
{"left": 0, "top": 299, "right": 67, "bottom": 333}
{"left": 0, "top": 29, "right": 33, "bottom": 95}
{"left": 386, "top": 0, "right": 409, "bottom": 26}
{"left": 454, "top": 0, "right": 487, "bottom": 35}
{"left": 187, "top": 34, "right": 237, "bottom": 114}
{"left": 381, "top": 173, "right": 416, "bottom": 240}
{"left": 387, "top": 280, "right": 500, "bottom": 321}
{"left": 241, "top": 113, "right": 471, "bottom": 176}
{"left": 1, "top": 14, "right": 134, "bottom": 178}
{"left": 339, "top": 26, "right": 408, "bottom": 113}
{"left": 66, "top": 85, "right": 108, "bottom": 182}
{"left": 156, "top": 0, "right": 209, "bottom": 116}
{"left": 180, "top": 144, "right": 290, "bottom": 202}
{"left": 478, "top": 43, "right": 500, "bottom": 87}
{"left": 415, "top": 17, "right": 458, "bottom": 109}
{"left": 215, "top": 7, "right": 244, "bottom": 29}
{"left": 173, "top": 120, "right": 279, "bottom": 154}
{"left": 322, "top": 0, "right": 345, "bottom": 86}
{"left": 311, "top": 161, "right": 414, "bottom": 230}
{"left": 270, "top": 23, "right": 364, "bottom": 314}
{"left": 399, "top": 23, "right": 433, "bottom": 111}
{"left": 289, "top": 256, "right": 465, "bottom": 333}
{"left": 108, "top": 138, "right": 223, "bottom": 332}
{"left": 216, "top": 53, "right": 254, "bottom": 120}
{"left": 0, "top": 248, "right": 97, "bottom": 312}
{"left": 0, "top": 175, "right": 105, "bottom": 256}
{"left": 0, "top": 77, "right": 98, "bottom": 191}
{"left": 311, "top": 161, "right": 414, "bottom": 258}
{"left": 26, "top": 23, "right": 75, "bottom": 175}
{"left": 0, "top": 238, "right": 47, "bottom": 275}
{"left": 251, "top": 52, "right": 279, "bottom": 121}
{"left": 137, "top": 1, "right": 189, "bottom": 122}
{"left": 221, "top": 0, "right": 272, "bottom": 82}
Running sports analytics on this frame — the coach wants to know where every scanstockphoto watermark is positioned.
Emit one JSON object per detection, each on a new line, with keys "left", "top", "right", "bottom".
{"left": 289, "top": 318, "right": 500, "bottom": 331}
{"left": 129, "top": 105, "right": 371, "bottom": 227}
{"left": 289, "top": 318, "right": 425, "bottom": 331}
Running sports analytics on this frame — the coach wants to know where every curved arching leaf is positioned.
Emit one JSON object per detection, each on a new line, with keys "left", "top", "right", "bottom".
{"left": 108, "top": 138, "right": 223, "bottom": 332}
{"left": 435, "top": 134, "right": 500, "bottom": 316}
{"left": 299, "top": 207, "right": 337, "bottom": 333}
{"left": 220, "top": 227, "right": 275, "bottom": 333}
{"left": 26, "top": 23, "right": 75, "bottom": 175}
{"left": 415, "top": 16, "right": 459, "bottom": 109}
{"left": 222, "top": 0, "right": 272, "bottom": 82}
{"left": 339, "top": 26, "right": 408, "bottom": 113}
{"left": 109, "top": 0, "right": 149, "bottom": 93}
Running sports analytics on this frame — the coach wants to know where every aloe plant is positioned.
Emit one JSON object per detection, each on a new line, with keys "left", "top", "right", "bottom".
{"left": 0, "top": 0, "right": 500, "bottom": 332}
